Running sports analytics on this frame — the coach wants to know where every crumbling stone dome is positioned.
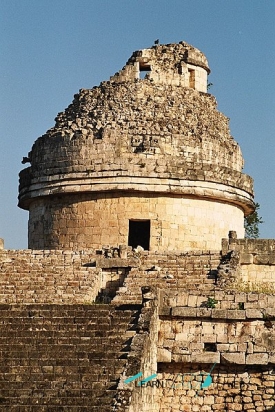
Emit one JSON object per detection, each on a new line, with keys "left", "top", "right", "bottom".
{"left": 19, "top": 42, "right": 254, "bottom": 251}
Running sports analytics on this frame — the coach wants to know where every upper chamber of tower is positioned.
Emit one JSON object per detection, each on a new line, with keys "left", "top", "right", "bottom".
{"left": 18, "top": 42, "right": 255, "bottom": 251}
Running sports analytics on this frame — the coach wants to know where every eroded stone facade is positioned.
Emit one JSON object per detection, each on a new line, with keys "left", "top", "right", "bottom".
{"left": 19, "top": 42, "right": 254, "bottom": 251}
{"left": 2, "top": 41, "right": 274, "bottom": 411}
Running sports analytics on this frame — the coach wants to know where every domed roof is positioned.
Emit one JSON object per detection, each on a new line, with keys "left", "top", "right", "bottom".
{"left": 19, "top": 42, "right": 254, "bottom": 214}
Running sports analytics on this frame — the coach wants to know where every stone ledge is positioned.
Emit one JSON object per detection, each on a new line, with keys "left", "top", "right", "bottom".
{"left": 171, "top": 307, "right": 197, "bottom": 317}
{"left": 211, "top": 309, "right": 227, "bottom": 318}
{"left": 240, "top": 253, "right": 253, "bottom": 264}
{"left": 226, "top": 310, "right": 246, "bottom": 319}
{"left": 163, "top": 306, "right": 270, "bottom": 320}
{"left": 96, "top": 257, "right": 140, "bottom": 268}
{"left": 246, "top": 353, "right": 269, "bottom": 365}
{"left": 245, "top": 309, "right": 263, "bottom": 318}
{"left": 190, "top": 353, "right": 220, "bottom": 364}
{"left": 18, "top": 175, "right": 254, "bottom": 214}
{"left": 158, "top": 348, "right": 274, "bottom": 365}
{"left": 221, "top": 352, "right": 246, "bottom": 364}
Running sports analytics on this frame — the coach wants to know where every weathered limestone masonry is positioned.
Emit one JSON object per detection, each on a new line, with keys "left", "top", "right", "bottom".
{"left": 2, "top": 41, "right": 275, "bottom": 411}
{"left": 221, "top": 237, "right": 275, "bottom": 286}
{"left": 18, "top": 42, "right": 254, "bottom": 251}
{"left": 1, "top": 245, "right": 275, "bottom": 411}
{"left": 154, "top": 289, "right": 275, "bottom": 412}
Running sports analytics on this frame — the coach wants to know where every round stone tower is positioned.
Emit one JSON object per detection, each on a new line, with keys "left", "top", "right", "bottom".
{"left": 19, "top": 41, "right": 254, "bottom": 251}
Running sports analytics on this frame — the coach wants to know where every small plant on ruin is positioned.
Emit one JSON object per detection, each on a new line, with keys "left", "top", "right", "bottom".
{"left": 238, "top": 302, "right": 245, "bottom": 310}
{"left": 261, "top": 310, "right": 270, "bottom": 320}
{"left": 205, "top": 297, "right": 218, "bottom": 308}
{"left": 244, "top": 202, "right": 264, "bottom": 239}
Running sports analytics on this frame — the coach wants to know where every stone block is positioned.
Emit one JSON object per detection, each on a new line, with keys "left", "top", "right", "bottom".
{"left": 264, "top": 308, "right": 275, "bottom": 316}
{"left": 216, "top": 334, "right": 230, "bottom": 343}
{"left": 221, "top": 352, "right": 245, "bottom": 364}
{"left": 172, "top": 307, "right": 197, "bottom": 317}
{"left": 176, "top": 295, "right": 188, "bottom": 306}
{"left": 253, "top": 345, "right": 267, "bottom": 353}
{"left": 247, "top": 293, "right": 260, "bottom": 302}
{"left": 212, "top": 289, "right": 224, "bottom": 299}
{"left": 245, "top": 309, "right": 263, "bottom": 319}
{"left": 253, "top": 254, "right": 270, "bottom": 265}
{"left": 247, "top": 342, "right": 253, "bottom": 354}
{"left": 163, "top": 339, "right": 175, "bottom": 348}
{"left": 159, "top": 307, "right": 171, "bottom": 316}
{"left": 229, "top": 344, "right": 238, "bottom": 352}
{"left": 190, "top": 353, "right": 220, "bottom": 363}
{"left": 202, "top": 334, "right": 217, "bottom": 343}
{"left": 196, "top": 308, "right": 212, "bottom": 317}
{"left": 171, "top": 354, "right": 191, "bottom": 362}
{"left": 238, "top": 343, "right": 247, "bottom": 352}
{"left": 216, "top": 344, "right": 229, "bottom": 351}
{"left": 235, "top": 293, "right": 247, "bottom": 303}
{"left": 172, "top": 344, "right": 190, "bottom": 354}
{"left": 211, "top": 309, "right": 227, "bottom": 318}
{"left": 190, "top": 342, "right": 204, "bottom": 350}
{"left": 267, "top": 296, "right": 275, "bottom": 306}
{"left": 158, "top": 348, "right": 171, "bottom": 362}
{"left": 246, "top": 353, "right": 268, "bottom": 365}
{"left": 268, "top": 353, "right": 275, "bottom": 363}
{"left": 96, "top": 257, "right": 139, "bottom": 268}
{"left": 187, "top": 295, "right": 197, "bottom": 307}
{"left": 240, "top": 253, "right": 253, "bottom": 264}
{"left": 269, "top": 253, "right": 275, "bottom": 265}
{"left": 226, "top": 310, "right": 246, "bottom": 319}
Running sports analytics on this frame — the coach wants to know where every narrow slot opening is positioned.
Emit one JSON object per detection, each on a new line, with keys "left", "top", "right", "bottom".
{"left": 188, "top": 69, "right": 195, "bottom": 88}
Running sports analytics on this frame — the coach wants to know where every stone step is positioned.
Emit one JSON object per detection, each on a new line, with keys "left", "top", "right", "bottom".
{"left": 0, "top": 304, "right": 138, "bottom": 410}
{"left": 0, "top": 408, "right": 114, "bottom": 412}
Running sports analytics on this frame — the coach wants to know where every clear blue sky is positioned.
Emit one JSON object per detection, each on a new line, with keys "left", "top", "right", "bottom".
{"left": 1, "top": 0, "right": 275, "bottom": 249}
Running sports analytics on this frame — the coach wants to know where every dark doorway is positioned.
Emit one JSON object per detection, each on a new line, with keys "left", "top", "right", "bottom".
{"left": 128, "top": 220, "right": 150, "bottom": 250}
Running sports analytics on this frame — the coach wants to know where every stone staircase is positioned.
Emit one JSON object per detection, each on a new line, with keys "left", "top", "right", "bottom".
{"left": 0, "top": 304, "right": 140, "bottom": 411}
{"left": 113, "top": 251, "right": 221, "bottom": 305}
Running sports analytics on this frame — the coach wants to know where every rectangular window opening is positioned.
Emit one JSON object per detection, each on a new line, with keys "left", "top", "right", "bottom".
{"left": 128, "top": 220, "right": 150, "bottom": 251}
{"left": 204, "top": 343, "right": 217, "bottom": 352}
{"left": 140, "top": 65, "right": 151, "bottom": 79}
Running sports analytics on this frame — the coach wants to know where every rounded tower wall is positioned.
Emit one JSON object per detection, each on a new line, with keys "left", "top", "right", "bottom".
{"left": 28, "top": 192, "right": 245, "bottom": 251}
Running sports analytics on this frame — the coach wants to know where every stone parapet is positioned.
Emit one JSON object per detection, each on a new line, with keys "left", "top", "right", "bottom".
{"left": 160, "top": 289, "right": 275, "bottom": 310}
{"left": 222, "top": 238, "right": 275, "bottom": 285}
{"left": 222, "top": 237, "right": 275, "bottom": 256}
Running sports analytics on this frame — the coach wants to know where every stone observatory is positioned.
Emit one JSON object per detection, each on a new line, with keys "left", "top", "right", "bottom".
{"left": 18, "top": 41, "right": 254, "bottom": 251}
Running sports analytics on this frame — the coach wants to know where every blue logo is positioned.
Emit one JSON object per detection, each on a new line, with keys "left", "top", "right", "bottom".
{"left": 124, "top": 363, "right": 216, "bottom": 392}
